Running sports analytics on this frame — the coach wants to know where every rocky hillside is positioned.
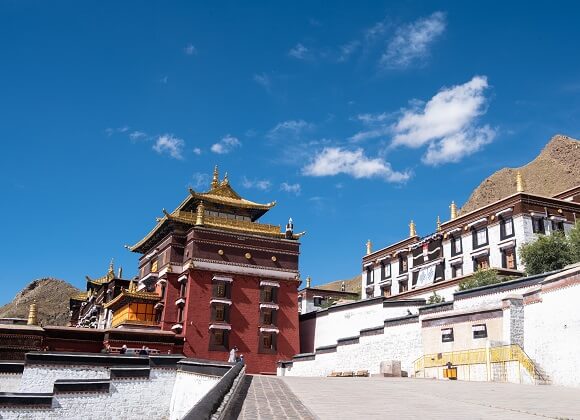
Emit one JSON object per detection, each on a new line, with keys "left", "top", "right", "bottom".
{"left": 316, "top": 275, "right": 362, "bottom": 296}
{"left": 461, "top": 134, "right": 580, "bottom": 214}
{"left": 0, "top": 279, "right": 80, "bottom": 326}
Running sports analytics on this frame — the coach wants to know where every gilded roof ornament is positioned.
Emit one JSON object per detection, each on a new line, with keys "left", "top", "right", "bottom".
{"left": 409, "top": 220, "right": 417, "bottom": 237}
{"left": 436, "top": 216, "right": 441, "bottom": 232}
{"left": 27, "top": 301, "right": 38, "bottom": 326}
{"left": 306, "top": 276, "right": 312, "bottom": 288}
{"left": 516, "top": 171, "right": 524, "bottom": 192}
{"left": 366, "top": 239, "right": 372, "bottom": 255}
{"left": 221, "top": 172, "right": 229, "bottom": 186}
{"left": 450, "top": 201, "right": 458, "bottom": 220}
{"left": 196, "top": 201, "right": 205, "bottom": 225}
{"left": 211, "top": 165, "right": 219, "bottom": 190}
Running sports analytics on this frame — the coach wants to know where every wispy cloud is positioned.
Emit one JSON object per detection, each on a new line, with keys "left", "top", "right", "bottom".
{"left": 288, "top": 43, "right": 309, "bottom": 60}
{"left": 153, "top": 134, "right": 185, "bottom": 160}
{"left": 184, "top": 44, "right": 197, "bottom": 55}
{"left": 392, "top": 75, "right": 494, "bottom": 164}
{"left": 267, "top": 120, "right": 314, "bottom": 140}
{"left": 160, "top": 76, "right": 168, "bottom": 84}
{"left": 193, "top": 147, "right": 202, "bottom": 155}
{"left": 280, "top": 182, "right": 301, "bottom": 195}
{"left": 253, "top": 73, "right": 271, "bottom": 91}
{"left": 380, "top": 12, "right": 446, "bottom": 69}
{"left": 303, "top": 147, "right": 410, "bottom": 183}
{"left": 129, "top": 131, "right": 147, "bottom": 141}
{"left": 210, "top": 134, "right": 241, "bottom": 154}
{"left": 338, "top": 41, "right": 361, "bottom": 62}
{"left": 242, "top": 177, "right": 272, "bottom": 191}
{"left": 105, "top": 126, "right": 130, "bottom": 136}
{"left": 190, "top": 172, "right": 210, "bottom": 190}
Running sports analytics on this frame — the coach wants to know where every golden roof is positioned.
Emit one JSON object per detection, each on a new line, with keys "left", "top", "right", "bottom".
{"left": 103, "top": 288, "right": 161, "bottom": 310}
{"left": 86, "top": 259, "right": 115, "bottom": 285}
{"left": 188, "top": 186, "right": 276, "bottom": 211}
{"left": 70, "top": 292, "right": 88, "bottom": 301}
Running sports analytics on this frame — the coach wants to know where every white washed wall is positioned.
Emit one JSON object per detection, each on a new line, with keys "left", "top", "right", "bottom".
{"left": 0, "top": 374, "right": 22, "bottom": 392}
{"left": 524, "top": 281, "right": 580, "bottom": 387}
{"left": 169, "top": 371, "right": 220, "bottom": 420}
{"left": 19, "top": 365, "right": 109, "bottom": 392}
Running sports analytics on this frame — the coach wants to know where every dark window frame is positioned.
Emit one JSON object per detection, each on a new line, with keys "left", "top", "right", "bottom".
{"left": 452, "top": 264, "right": 463, "bottom": 279}
{"left": 472, "top": 324, "right": 488, "bottom": 339}
{"left": 399, "top": 279, "right": 409, "bottom": 293}
{"left": 551, "top": 220, "right": 565, "bottom": 233}
{"left": 399, "top": 255, "right": 408, "bottom": 273}
{"left": 472, "top": 227, "right": 489, "bottom": 249}
{"left": 208, "top": 329, "right": 229, "bottom": 352}
{"left": 502, "top": 247, "right": 517, "bottom": 270}
{"left": 532, "top": 217, "right": 545, "bottom": 234}
{"left": 258, "top": 332, "right": 277, "bottom": 354}
{"left": 500, "top": 217, "right": 515, "bottom": 240}
{"left": 441, "top": 328, "right": 454, "bottom": 343}
{"left": 366, "top": 268, "right": 373, "bottom": 285}
{"left": 451, "top": 235, "right": 462, "bottom": 257}
{"left": 381, "top": 262, "right": 391, "bottom": 280}
{"left": 473, "top": 255, "right": 490, "bottom": 271}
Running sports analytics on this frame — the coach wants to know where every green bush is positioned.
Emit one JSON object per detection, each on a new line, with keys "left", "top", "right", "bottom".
{"left": 569, "top": 222, "right": 580, "bottom": 263}
{"left": 458, "top": 269, "right": 503, "bottom": 291}
{"left": 427, "top": 291, "right": 445, "bottom": 304}
{"left": 519, "top": 231, "right": 573, "bottom": 275}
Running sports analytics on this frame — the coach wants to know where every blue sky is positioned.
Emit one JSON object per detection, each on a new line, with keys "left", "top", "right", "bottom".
{"left": 1, "top": 1, "right": 580, "bottom": 304}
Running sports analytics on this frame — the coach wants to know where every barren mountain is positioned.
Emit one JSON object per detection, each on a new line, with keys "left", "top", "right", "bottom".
{"left": 0, "top": 279, "right": 80, "bottom": 326}
{"left": 316, "top": 275, "right": 362, "bottom": 296}
{"left": 461, "top": 135, "right": 580, "bottom": 214}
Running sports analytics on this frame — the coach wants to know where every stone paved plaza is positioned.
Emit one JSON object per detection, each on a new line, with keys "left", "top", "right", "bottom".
{"left": 234, "top": 375, "right": 580, "bottom": 419}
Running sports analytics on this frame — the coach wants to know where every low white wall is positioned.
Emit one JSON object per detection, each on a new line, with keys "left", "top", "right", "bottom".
{"left": 169, "top": 371, "right": 220, "bottom": 420}
{"left": 524, "top": 278, "right": 580, "bottom": 387}
{"left": 19, "top": 365, "right": 109, "bottom": 392}
{"left": 0, "top": 373, "right": 22, "bottom": 392}
{"left": 285, "top": 321, "right": 421, "bottom": 377}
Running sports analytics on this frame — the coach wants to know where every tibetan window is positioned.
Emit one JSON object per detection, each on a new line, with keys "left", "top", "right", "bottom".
{"left": 150, "top": 259, "right": 158, "bottom": 273}
{"left": 399, "top": 279, "right": 409, "bottom": 293}
{"left": 452, "top": 264, "right": 463, "bottom": 278}
{"left": 552, "top": 220, "right": 565, "bottom": 232}
{"left": 472, "top": 227, "right": 488, "bottom": 249}
{"left": 399, "top": 256, "right": 408, "bottom": 273}
{"left": 258, "top": 332, "right": 277, "bottom": 353}
{"left": 500, "top": 217, "right": 515, "bottom": 240}
{"left": 474, "top": 255, "right": 490, "bottom": 271}
{"left": 441, "top": 328, "right": 454, "bottom": 343}
{"left": 472, "top": 324, "right": 487, "bottom": 339}
{"left": 213, "top": 281, "right": 231, "bottom": 299}
{"left": 260, "top": 286, "right": 277, "bottom": 303}
{"left": 381, "top": 262, "right": 391, "bottom": 279}
{"left": 209, "top": 329, "right": 229, "bottom": 351}
{"left": 382, "top": 286, "right": 391, "bottom": 297}
{"left": 215, "top": 304, "right": 226, "bottom": 322}
{"left": 366, "top": 268, "right": 373, "bottom": 285}
{"left": 532, "top": 217, "right": 545, "bottom": 234}
{"left": 503, "top": 248, "right": 517, "bottom": 270}
{"left": 451, "top": 235, "right": 462, "bottom": 256}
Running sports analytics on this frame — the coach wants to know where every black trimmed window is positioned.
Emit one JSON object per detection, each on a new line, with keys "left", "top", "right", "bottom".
{"left": 472, "top": 324, "right": 487, "bottom": 339}
{"left": 532, "top": 217, "right": 545, "bottom": 234}
{"left": 382, "top": 286, "right": 391, "bottom": 297}
{"left": 260, "top": 286, "right": 277, "bottom": 303}
{"left": 474, "top": 255, "right": 490, "bottom": 271}
{"left": 366, "top": 268, "right": 373, "bottom": 285}
{"left": 313, "top": 296, "right": 323, "bottom": 307}
{"left": 472, "top": 227, "right": 489, "bottom": 249}
{"left": 441, "top": 328, "right": 454, "bottom": 343}
{"left": 552, "top": 220, "right": 565, "bottom": 232}
{"left": 451, "top": 235, "right": 462, "bottom": 256}
{"left": 399, "top": 256, "right": 408, "bottom": 273}
{"left": 381, "top": 262, "right": 391, "bottom": 279}
{"left": 209, "top": 329, "right": 229, "bottom": 351}
{"left": 502, "top": 248, "right": 517, "bottom": 270}
{"left": 260, "top": 309, "right": 277, "bottom": 326}
{"left": 213, "top": 282, "right": 231, "bottom": 299}
{"left": 399, "top": 279, "right": 408, "bottom": 293}
{"left": 452, "top": 264, "right": 463, "bottom": 278}
{"left": 258, "top": 332, "right": 277, "bottom": 353}
{"left": 500, "top": 217, "right": 515, "bottom": 240}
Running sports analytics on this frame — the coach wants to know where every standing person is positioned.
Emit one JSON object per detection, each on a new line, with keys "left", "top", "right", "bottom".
{"left": 139, "top": 345, "right": 148, "bottom": 356}
{"left": 239, "top": 354, "right": 245, "bottom": 365}
{"left": 228, "top": 346, "right": 238, "bottom": 363}
{"left": 119, "top": 345, "right": 127, "bottom": 354}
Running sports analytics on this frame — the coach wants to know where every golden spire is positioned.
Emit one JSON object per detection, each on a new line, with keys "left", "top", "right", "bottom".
{"left": 108, "top": 259, "right": 114, "bottom": 274}
{"left": 27, "top": 301, "right": 38, "bottom": 326}
{"left": 450, "top": 201, "right": 458, "bottom": 220}
{"left": 196, "top": 201, "right": 205, "bottom": 225}
{"left": 366, "top": 239, "right": 372, "bottom": 255}
{"left": 306, "top": 276, "right": 312, "bottom": 288}
{"left": 436, "top": 216, "right": 441, "bottom": 232}
{"left": 221, "top": 172, "right": 229, "bottom": 186}
{"left": 128, "top": 279, "right": 136, "bottom": 293}
{"left": 409, "top": 220, "right": 417, "bottom": 237}
{"left": 516, "top": 171, "right": 524, "bottom": 192}
{"left": 211, "top": 165, "right": 219, "bottom": 189}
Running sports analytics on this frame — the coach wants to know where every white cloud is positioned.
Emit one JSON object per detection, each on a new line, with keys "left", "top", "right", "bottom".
{"left": 391, "top": 75, "right": 494, "bottom": 164}
{"left": 280, "top": 182, "right": 301, "bottom": 195}
{"left": 184, "top": 44, "right": 197, "bottom": 55}
{"left": 153, "top": 134, "right": 185, "bottom": 160}
{"left": 191, "top": 172, "right": 209, "bottom": 190}
{"left": 129, "top": 131, "right": 147, "bottom": 141}
{"left": 253, "top": 73, "right": 271, "bottom": 91}
{"left": 210, "top": 135, "right": 241, "bottom": 154}
{"left": 380, "top": 11, "right": 446, "bottom": 69}
{"left": 242, "top": 177, "right": 272, "bottom": 191}
{"left": 267, "top": 120, "right": 313, "bottom": 139}
{"left": 303, "top": 147, "right": 410, "bottom": 183}
{"left": 288, "top": 43, "right": 309, "bottom": 60}
{"left": 365, "top": 21, "right": 387, "bottom": 41}
{"left": 338, "top": 41, "right": 361, "bottom": 62}
{"left": 192, "top": 147, "right": 202, "bottom": 155}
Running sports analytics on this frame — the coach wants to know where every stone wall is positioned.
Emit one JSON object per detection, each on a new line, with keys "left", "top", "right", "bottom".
{"left": 169, "top": 370, "right": 219, "bottom": 420}
{"left": 19, "top": 365, "right": 110, "bottom": 392}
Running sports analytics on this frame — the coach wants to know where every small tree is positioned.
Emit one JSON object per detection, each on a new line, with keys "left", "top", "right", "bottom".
{"left": 458, "top": 269, "right": 503, "bottom": 291}
{"left": 520, "top": 231, "right": 573, "bottom": 275}
{"left": 427, "top": 291, "right": 445, "bottom": 304}
{"left": 569, "top": 222, "right": 580, "bottom": 264}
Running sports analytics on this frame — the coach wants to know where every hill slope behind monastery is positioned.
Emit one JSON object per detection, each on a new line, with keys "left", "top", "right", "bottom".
{"left": 460, "top": 134, "right": 580, "bottom": 214}
{"left": 0, "top": 279, "right": 80, "bottom": 326}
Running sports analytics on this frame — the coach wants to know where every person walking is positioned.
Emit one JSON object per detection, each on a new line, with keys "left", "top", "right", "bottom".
{"left": 228, "top": 346, "right": 238, "bottom": 363}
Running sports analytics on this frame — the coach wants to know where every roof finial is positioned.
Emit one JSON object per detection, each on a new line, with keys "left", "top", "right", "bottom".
{"left": 341, "top": 281, "right": 345, "bottom": 292}
{"left": 516, "top": 171, "right": 524, "bottom": 193}
{"left": 117, "top": 267, "right": 123, "bottom": 278}
{"left": 450, "top": 201, "right": 458, "bottom": 220}
{"left": 211, "top": 165, "right": 219, "bottom": 189}
{"left": 196, "top": 201, "right": 205, "bottom": 225}
{"left": 409, "top": 220, "right": 417, "bottom": 237}
{"left": 108, "top": 258, "right": 114, "bottom": 274}
{"left": 221, "top": 172, "right": 229, "bottom": 186}
{"left": 436, "top": 216, "right": 441, "bottom": 232}
{"left": 366, "top": 239, "right": 372, "bottom": 255}
{"left": 27, "top": 301, "right": 38, "bottom": 326}
{"left": 306, "top": 276, "right": 312, "bottom": 288}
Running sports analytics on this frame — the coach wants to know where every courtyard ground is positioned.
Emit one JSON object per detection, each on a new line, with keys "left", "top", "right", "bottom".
{"left": 234, "top": 375, "right": 580, "bottom": 419}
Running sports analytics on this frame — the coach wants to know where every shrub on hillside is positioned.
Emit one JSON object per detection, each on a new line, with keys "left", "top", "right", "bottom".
{"left": 458, "top": 269, "right": 503, "bottom": 291}
{"left": 520, "top": 231, "right": 573, "bottom": 275}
